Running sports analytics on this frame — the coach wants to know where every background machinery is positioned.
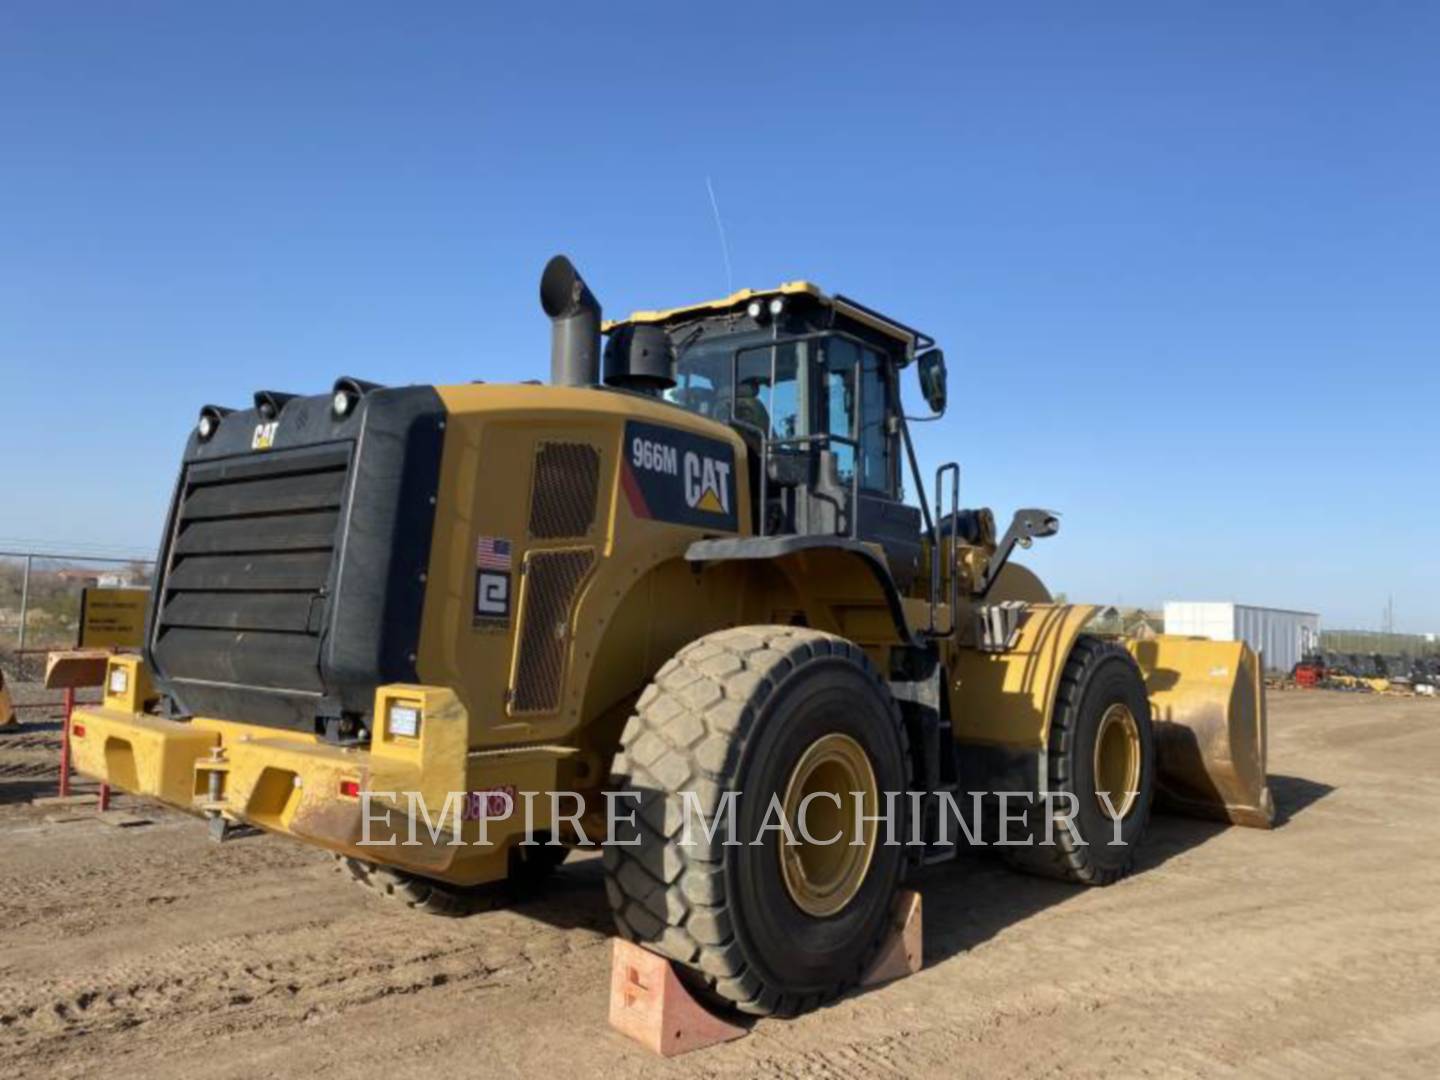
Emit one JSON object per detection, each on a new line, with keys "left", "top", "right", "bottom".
{"left": 68, "top": 256, "right": 1274, "bottom": 1017}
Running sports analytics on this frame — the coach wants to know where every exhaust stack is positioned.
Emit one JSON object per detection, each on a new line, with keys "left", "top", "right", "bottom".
{"left": 540, "top": 255, "right": 601, "bottom": 387}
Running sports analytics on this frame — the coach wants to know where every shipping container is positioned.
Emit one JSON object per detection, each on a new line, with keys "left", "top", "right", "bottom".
{"left": 1163, "top": 602, "right": 1320, "bottom": 674}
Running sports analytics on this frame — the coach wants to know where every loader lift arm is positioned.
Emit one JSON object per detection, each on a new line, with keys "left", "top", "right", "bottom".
{"left": 973, "top": 508, "right": 1061, "bottom": 597}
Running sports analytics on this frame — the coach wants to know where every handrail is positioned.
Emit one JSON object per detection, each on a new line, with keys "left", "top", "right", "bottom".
{"left": 929, "top": 463, "right": 960, "bottom": 637}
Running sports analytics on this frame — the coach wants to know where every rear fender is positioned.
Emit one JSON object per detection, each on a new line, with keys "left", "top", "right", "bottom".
{"left": 686, "top": 535, "right": 922, "bottom": 648}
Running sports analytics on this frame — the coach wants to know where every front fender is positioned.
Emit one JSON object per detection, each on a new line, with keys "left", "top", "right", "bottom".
{"left": 950, "top": 604, "right": 1100, "bottom": 752}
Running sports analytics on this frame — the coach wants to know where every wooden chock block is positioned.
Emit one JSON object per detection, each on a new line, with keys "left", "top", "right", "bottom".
{"left": 609, "top": 939, "right": 746, "bottom": 1057}
{"left": 31, "top": 793, "right": 99, "bottom": 808}
{"left": 861, "top": 888, "right": 923, "bottom": 987}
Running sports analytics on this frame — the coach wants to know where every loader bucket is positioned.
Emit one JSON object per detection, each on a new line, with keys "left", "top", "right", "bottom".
{"left": 1125, "top": 636, "right": 1276, "bottom": 829}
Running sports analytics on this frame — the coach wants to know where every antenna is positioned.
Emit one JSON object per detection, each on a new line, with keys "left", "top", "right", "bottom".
{"left": 705, "top": 176, "right": 734, "bottom": 294}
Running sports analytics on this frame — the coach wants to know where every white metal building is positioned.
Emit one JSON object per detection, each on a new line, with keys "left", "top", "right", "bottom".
{"left": 1163, "top": 602, "right": 1320, "bottom": 674}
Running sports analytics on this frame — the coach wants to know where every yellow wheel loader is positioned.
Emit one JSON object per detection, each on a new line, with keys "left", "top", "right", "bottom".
{"left": 69, "top": 256, "right": 1273, "bottom": 1017}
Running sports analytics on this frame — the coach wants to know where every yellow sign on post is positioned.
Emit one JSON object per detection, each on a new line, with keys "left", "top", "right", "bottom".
{"left": 78, "top": 588, "right": 150, "bottom": 649}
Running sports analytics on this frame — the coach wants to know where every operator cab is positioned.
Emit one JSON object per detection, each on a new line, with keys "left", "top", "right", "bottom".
{"left": 603, "top": 283, "right": 948, "bottom": 589}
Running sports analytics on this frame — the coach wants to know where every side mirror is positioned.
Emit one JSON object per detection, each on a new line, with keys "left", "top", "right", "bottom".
{"left": 916, "top": 348, "right": 947, "bottom": 416}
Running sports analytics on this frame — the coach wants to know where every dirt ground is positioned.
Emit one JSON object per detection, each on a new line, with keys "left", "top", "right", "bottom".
{"left": 2, "top": 690, "right": 1438, "bottom": 1079}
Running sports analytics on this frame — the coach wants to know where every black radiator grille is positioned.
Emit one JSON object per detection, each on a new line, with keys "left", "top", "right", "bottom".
{"left": 153, "top": 443, "right": 351, "bottom": 695}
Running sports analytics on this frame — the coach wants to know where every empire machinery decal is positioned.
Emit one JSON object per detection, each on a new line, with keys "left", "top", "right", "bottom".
{"left": 621, "top": 420, "right": 739, "bottom": 532}
{"left": 473, "top": 535, "right": 513, "bottom": 628}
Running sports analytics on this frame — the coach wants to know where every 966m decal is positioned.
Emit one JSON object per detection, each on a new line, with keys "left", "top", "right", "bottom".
{"left": 621, "top": 420, "right": 738, "bottom": 532}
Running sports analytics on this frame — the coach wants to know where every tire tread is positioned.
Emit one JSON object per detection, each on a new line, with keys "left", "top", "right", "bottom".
{"left": 1004, "top": 635, "right": 1153, "bottom": 886}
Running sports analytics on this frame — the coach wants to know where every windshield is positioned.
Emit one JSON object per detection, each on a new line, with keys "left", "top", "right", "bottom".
{"left": 663, "top": 326, "right": 899, "bottom": 498}
{"left": 664, "top": 330, "right": 805, "bottom": 440}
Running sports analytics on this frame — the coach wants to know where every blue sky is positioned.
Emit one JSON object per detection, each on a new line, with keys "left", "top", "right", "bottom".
{"left": 1, "top": 2, "right": 1436, "bottom": 630}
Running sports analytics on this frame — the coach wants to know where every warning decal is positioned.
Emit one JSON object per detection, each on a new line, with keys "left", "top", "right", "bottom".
{"left": 621, "top": 420, "right": 739, "bottom": 533}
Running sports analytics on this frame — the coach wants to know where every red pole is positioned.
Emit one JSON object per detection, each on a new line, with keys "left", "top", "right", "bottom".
{"left": 59, "top": 687, "right": 74, "bottom": 798}
{"left": 99, "top": 782, "right": 111, "bottom": 812}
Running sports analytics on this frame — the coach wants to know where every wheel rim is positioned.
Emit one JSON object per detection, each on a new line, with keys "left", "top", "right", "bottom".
{"left": 779, "top": 732, "right": 879, "bottom": 917}
{"left": 1093, "top": 703, "right": 1141, "bottom": 820}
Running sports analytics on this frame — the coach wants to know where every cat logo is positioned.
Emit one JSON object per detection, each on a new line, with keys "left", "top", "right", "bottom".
{"left": 252, "top": 421, "right": 279, "bottom": 450}
{"left": 683, "top": 451, "right": 731, "bottom": 515}
{"left": 621, "top": 420, "right": 739, "bottom": 533}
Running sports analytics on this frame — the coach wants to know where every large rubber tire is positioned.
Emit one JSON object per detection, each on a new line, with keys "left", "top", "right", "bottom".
{"left": 603, "top": 626, "right": 909, "bottom": 1017}
{"left": 1006, "top": 635, "right": 1156, "bottom": 885}
{"left": 338, "top": 843, "right": 567, "bottom": 916}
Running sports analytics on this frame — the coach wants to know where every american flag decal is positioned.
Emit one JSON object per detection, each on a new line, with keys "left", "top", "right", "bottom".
{"left": 475, "top": 536, "right": 512, "bottom": 571}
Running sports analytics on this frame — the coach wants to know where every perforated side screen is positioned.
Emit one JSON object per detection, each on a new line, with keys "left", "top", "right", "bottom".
{"left": 509, "top": 548, "right": 595, "bottom": 715}
{"left": 528, "top": 442, "right": 600, "bottom": 539}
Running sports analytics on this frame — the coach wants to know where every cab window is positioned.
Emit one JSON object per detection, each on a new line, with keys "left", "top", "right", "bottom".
{"left": 735, "top": 341, "right": 804, "bottom": 440}
{"left": 668, "top": 333, "right": 806, "bottom": 441}
{"left": 823, "top": 337, "right": 893, "bottom": 496}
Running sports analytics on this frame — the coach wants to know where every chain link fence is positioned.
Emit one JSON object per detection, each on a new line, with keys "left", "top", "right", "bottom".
{"left": 1, "top": 551, "right": 155, "bottom": 682}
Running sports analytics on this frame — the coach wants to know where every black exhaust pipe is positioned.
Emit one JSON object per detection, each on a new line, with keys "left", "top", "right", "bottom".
{"left": 540, "top": 254, "right": 601, "bottom": 387}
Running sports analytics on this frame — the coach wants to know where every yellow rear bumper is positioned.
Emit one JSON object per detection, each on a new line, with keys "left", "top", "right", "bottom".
{"left": 69, "top": 659, "right": 576, "bottom": 886}
{"left": 69, "top": 706, "right": 216, "bottom": 803}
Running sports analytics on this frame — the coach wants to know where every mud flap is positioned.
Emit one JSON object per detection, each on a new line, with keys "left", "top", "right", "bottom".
{"left": 1126, "top": 636, "right": 1276, "bottom": 829}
